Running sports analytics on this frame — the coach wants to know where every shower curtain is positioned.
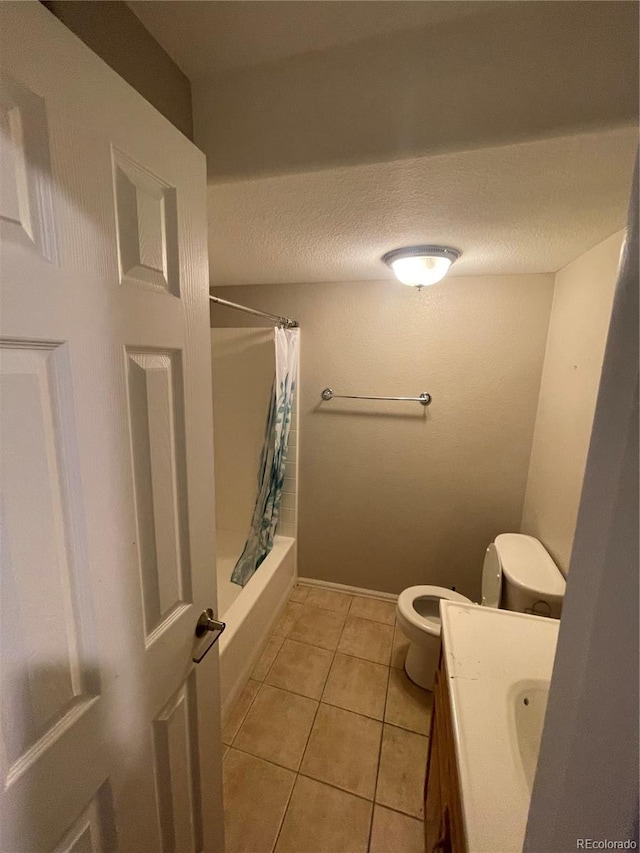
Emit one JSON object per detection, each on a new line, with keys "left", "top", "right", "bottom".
{"left": 231, "top": 326, "right": 300, "bottom": 586}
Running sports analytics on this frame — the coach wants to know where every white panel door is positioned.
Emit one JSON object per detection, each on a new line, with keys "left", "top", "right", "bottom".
{"left": 0, "top": 4, "right": 224, "bottom": 851}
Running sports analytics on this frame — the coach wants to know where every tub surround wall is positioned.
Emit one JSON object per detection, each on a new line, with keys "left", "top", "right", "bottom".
{"left": 211, "top": 327, "right": 276, "bottom": 564}
{"left": 521, "top": 231, "right": 625, "bottom": 573}
{"left": 278, "top": 387, "right": 299, "bottom": 539}
{"left": 211, "top": 274, "right": 554, "bottom": 600}
{"left": 210, "top": 327, "right": 299, "bottom": 556}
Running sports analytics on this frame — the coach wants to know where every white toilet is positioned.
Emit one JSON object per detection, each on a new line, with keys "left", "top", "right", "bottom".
{"left": 396, "top": 533, "right": 566, "bottom": 689}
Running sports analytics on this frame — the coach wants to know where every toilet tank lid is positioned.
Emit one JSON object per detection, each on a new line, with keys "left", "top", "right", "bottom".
{"left": 495, "top": 534, "right": 566, "bottom": 597}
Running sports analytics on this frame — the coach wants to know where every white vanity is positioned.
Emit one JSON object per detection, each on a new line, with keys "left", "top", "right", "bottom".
{"left": 424, "top": 601, "right": 560, "bottom": 852}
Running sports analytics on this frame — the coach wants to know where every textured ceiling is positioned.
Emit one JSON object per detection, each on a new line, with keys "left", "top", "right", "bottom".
{"left": 127, "top": 1, "right": 487, "bottom": 80}
{"left": 207, "top": 127, "right": 637, "bottom": 286}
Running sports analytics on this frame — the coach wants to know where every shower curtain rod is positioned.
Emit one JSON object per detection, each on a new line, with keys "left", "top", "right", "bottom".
{"left": 209, "top": 295, "right": 299, "bottom": 329}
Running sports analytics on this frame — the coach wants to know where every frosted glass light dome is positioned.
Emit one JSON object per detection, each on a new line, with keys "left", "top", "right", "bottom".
{"left": 382, "top": 246, "right": 461, "bottom": 288}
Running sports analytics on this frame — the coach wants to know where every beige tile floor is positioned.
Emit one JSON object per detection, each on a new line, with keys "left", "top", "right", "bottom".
{"left": 222, "top": 583, "right": 431, "bottom": 853}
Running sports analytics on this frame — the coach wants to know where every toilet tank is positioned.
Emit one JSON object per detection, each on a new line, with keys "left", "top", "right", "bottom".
{"left": 496, "top": 534, "right": 566, "bottom": 618}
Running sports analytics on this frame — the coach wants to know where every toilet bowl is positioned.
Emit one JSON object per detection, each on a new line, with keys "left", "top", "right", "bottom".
{"left": 397, "top": 586, "right": 472, "bottom": 689}
{"left": 396, "top": 534, "right": 565, "bottom": 689}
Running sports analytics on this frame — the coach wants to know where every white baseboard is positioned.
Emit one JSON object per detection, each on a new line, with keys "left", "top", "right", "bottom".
{"left": 297, "top": 576, "right": 398, "bottom": 602}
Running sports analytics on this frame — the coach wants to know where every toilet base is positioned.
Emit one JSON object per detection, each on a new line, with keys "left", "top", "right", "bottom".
{"left": 404, "top": 638, "right": 440, "bottom": 690}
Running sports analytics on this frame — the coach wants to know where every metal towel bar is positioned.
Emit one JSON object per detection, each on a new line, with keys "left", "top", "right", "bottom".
{"left": 321, "top": 388, "right": 432, "bottom": 406}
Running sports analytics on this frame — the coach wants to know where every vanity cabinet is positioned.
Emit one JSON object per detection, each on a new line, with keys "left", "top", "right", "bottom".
{"left": 424, "top": 654, "right": 468, "bottom": 852}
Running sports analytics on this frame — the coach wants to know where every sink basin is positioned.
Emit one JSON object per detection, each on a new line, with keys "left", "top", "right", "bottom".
{"left": 510, "top": 678, "right": 550, "bottom": 790}
{"left": 440, "top": 601, "right": 560, "bottom": 853}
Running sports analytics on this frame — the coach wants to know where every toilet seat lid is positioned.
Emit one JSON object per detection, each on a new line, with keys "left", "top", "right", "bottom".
{"left": 481, "top": 543, "right": 502, "bottom": 607}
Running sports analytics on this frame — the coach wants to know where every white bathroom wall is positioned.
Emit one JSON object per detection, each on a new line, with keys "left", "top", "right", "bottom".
{"left": 210, "top": 326, "right": 299, "bottom": 563}
{"left": 525, "top": 165, "right": 638, "bottom": 850}
{"left": 521, "top": 230, "right": 625, "bottom": 573}
{"left": 210, "top": 328, "right": 275, "bottom": 558}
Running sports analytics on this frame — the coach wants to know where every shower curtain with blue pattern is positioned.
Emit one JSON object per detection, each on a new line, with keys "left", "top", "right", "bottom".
{"left": 231, "top": 326, "right": 300, "bottom": 586}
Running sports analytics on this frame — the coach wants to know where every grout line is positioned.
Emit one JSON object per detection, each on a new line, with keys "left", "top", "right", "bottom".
{"left": 333, "top": 649, "right": 388, "bottom": 667}
{"left": 389, "top": 723, "right": 431, "bottom": 737}
{"left": 226, "top": 743, "right": 423, "bottom": 821}
{"left": 226, "top": 743, "right": 297, "bottom": 776}
{"left": 274, "top": 633, "right": 341, "bottom": 654}
{"left": 297, "top": 583, "right": 396, "bottom": 618}
{"left": 296, "top": 638, "right": 341, "bottom": 769}
{"left": 243, "top": 631, "right": 396, "bottom": 713}
{"left": 226, "top": 680, "right": 263, "bottom": 748}
{"left": 266, "top": 609, "right": 395, "bottom": 700}
{"left": 285, "top": 611, "right": 395, "bottom": 658}
{"left": 318, "top": 697, "right": 383, "bottom": 724}
{"left": 270, "top": 769, "right": 298, "bottom": 851}
{"left": 346, "top": 611, "right": 397, "bottom": 631}
{"left": 301, "top": 589, "right": 397, "bottom": 627}
{"left": 225, "top": 590, "right": 417, "bottom": 851}
{"left": 271, "top": 590, "right": 345, "bottom": 853}
{"left": 259, "top": 636, "right": 287, "bottom": 684}
{"left": 383, "top": 720, "right": 430, "bottom": 740}
{"left": 248, "top": 681, "right": 321, "bottom": 707}
{"left": 302, "top": 599, "right": 353, "bottom": 618}
{"left": 297, "top": 577, "right": 398, "bottom": 603}
{"left": 272, "top": 599, "right": 396, "bottom": 706}
{"left": 270, "top": 780, "right": 295, "bottom": 853}
{"left": 296, "top": 769, "right": 377, "bottom": 805}
{"left": 250, "top": 632, "right": 285, "bottom": 683}
{"left": 368, "top": 660, "right": 393, "bottom": 851}
{"left": 287, "top": 601, "right": 396, "bottom": 631}
{"left": 275, "top": 610, "right": 391, "bottom": 846}
{"left": 371, "top": 801, "right": 425, "bottom": 822}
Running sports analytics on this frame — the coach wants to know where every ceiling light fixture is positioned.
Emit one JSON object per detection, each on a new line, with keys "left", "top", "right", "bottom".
{"left": 382, "top": 246, "right": 461, "bottom": 289}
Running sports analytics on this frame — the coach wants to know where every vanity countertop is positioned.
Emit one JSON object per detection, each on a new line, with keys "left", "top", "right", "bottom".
{"left": 439, "top": 601, "right": 560, "bottom": 853}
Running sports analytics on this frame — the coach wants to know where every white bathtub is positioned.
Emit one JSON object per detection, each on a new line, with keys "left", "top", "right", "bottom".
{"left": 216, "top": 528, "right": 247, "bottom": 615}
{"left": 216, "top": 534, "right": 296, "bottom": 722}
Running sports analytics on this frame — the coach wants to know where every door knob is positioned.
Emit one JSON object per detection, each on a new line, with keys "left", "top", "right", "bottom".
{"left": 193, "top": 608, "right": 225, "bottom": 663}
{"left": 196, "top": 608, "right": 225, "bottom": 637}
